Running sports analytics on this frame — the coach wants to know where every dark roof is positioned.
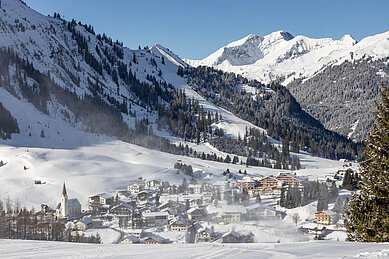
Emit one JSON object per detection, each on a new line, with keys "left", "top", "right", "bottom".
{"left": 62, "top": 182, "right": 67, "bottom": 196}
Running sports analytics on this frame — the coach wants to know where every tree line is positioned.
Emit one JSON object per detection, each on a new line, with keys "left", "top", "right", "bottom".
{"left": 0, "top": 197, "right": 100, "bottom": 243}
{"left": 183, "top": 66, "right": 361, "bottom": 160}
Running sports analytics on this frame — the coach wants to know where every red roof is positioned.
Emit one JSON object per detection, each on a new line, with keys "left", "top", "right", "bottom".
{"left": 62, "top": 182, "right": 67, "bottom": 196}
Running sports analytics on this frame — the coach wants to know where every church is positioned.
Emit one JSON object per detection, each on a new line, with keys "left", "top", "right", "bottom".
{"left": 56, "top": 182, "right": 82, "bottom": 219}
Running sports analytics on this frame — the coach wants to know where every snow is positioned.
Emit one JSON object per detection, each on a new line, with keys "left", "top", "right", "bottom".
{"left": 1, "top": 239, "right": 389, "bottom": 258}
{"left": 0, "top": 0, "right": 356, "bottom": 214}
{"left": 348, "top": 120, "right": 360, "bottom": 139}
{"left": 185, "top": 30, "right": 389, "bottom": 85}
{"left": 85, "top": 229, "right": 121, "bottom": 244}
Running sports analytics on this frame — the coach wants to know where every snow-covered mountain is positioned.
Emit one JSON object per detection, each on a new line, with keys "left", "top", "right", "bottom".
{"left": 185, "top": 30, "right": 389, "bottom": 85}
{"left": 0, "top": 0, "right": 361, "bottom": 210}
{"left": 186, "top": 30, "right": 389, "bottom": 141}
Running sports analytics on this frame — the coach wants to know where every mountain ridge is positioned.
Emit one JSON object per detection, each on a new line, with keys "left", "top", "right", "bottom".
{"left": 185, "top": 30, "right": 388, "bottom": 85}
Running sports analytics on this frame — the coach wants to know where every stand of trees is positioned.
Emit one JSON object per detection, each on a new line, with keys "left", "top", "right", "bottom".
{"left": 0, "top": 197, "right": 100, "bottom": 243}
{"left": 0, "top": 102, "right": 19, "bottom": 140}
{"left": 279, "top": 181, "right": 338, "bottom": 209}
{"left": 184, "top": 66, "right": 361, "bottom": 160}
{"left": 345, "top": 84, "right": 389, "bottom": 242}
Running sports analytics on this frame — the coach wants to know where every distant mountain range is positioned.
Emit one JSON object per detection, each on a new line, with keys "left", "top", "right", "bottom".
{"left": 185, "top": 31, "right": 389, "bottom": 141}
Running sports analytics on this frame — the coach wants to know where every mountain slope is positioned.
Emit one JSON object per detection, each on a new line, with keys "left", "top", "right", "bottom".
{"left": 0, "top": 0, "right": 360, "bottom": 162}
{"left": 186, "top": 31, "right": 389, "bottom": 141}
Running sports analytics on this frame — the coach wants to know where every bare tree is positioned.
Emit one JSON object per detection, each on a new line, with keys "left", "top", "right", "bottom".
{"left": 292, "top": 213, "right": 301, "bottom": 226}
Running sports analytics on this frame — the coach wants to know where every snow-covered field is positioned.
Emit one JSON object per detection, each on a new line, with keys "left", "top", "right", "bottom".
{"left": 1, "top": 239, "right": 389, "bottom": 259}
{"left": 0, "top": 137, "right": 349, "bottom": 210}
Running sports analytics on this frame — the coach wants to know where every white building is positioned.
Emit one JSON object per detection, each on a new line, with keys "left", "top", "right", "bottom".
{"left": 188, "top": 184, "right": 202, "bottom": 194}
{"left": 128, "top": 180, "right": 146, "bottom": 194}
{"left": 221, "top": 205, "right": 246, "bottom": 223}
{"left": 142, "top": 211, "right": 169, "bottom": 227}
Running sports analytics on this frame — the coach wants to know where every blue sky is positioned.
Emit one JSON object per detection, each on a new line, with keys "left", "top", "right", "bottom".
{"left": 24, "top": 0, "right": 389, "bottom": 59}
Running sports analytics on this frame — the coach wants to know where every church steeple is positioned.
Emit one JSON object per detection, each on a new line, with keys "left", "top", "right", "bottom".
{"left": 60, "top": 182, "right": 68, "bottom": 218}
{"left": 62, "top": 182, "right": 67, "bottom": 197}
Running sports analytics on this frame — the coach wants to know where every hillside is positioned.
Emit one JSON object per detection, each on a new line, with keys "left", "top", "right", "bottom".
{"left": 186, "top": 31, "right": 389, "bottom": 141}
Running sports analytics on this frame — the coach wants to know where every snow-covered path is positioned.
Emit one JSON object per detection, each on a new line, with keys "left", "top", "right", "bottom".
{"left": 0, "top": 239, "right": 388, "bottom": 258}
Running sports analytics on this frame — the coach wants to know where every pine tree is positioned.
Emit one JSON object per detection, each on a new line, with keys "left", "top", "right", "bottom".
{"left": 279, "top": 188, "right": 286, "bottom": 207}
{"left": 317, "top": 184, "right": 329, "bottom": 211}
{"left": 332, "top": 197, "right": 344, "bottom": 214}
{"left": 345, "top": 84, "right": 389, "bottom": 242}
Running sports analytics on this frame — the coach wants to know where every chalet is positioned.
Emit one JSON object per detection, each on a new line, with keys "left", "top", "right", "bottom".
{"left": 188, "top": 198, "right": 202, "bottom": 208}
{"left": 74, "top": 217, "right": 93, "bottom": 231}
{"left": 131, "top": 211, "right": 143, "bottom": 229}
{"left": 138, "top": 201, "right": 157, "bottom": 213}
{"left": 158, "top": 200, "right": 180, "bottom": 212}
{"left": 308, "top": 226, "right": 327, "bottom": 238}
{"left": 88, "top": 193, "right": 114, "bottom": 206}
{"left": 258, "top": 177, "right": 281, "bottom": 187}
{"left": 127, "top": 229, "right": 145, "bottom": 239}
{"left": 161, "top": 207, "right": 177, "bottom": 220}
{"left": 187, "top": 207, "right": 205, "bottom": 221}
{"left": 127, "top": 180, "right": 146, "bottom": 194}
{"left": 236, "top": 177, "right": 255, "bottom": 191}
{"left": 247, "top": 186, "right": 262, "bottom": 197}
{"left": 239, "top": 230, "right": 255, "bottom": 243}
{"left": 142, "top": 211, "right": 169, "bottom": 227}
{"left": 169, "top": 218, "right": 190, "bottom": 232}
{"left": 88, "top": 193, "right": 114, "bottom": 212}
{"left": 200, "top": 183, "right": 213, "bottom": 193}
{"left": 221, "top": 205, "right": 246, "bottom": 223}
{"left": 202, "top": 193, "right": 213, "bottom": 204}
{"left": 136, "top": 191, "right": 153, "bottom": 203}
{"left": 188, "top": 184, "right": 202, "bottom": 194}
{"left": 213, "top": 181, "right": 229, "bottom": 193}
{"left": 120, "top": 235, "right": 140, "bottom": 244}
{"left": 109, "top": 203, "right": 133, "bottom": 218}
{"left": 276, "top": 173, "right": 301, "bottom": 186}
{"left": 146, "top": 180, "right": 161, "bottom": 190}
{"left": 315, "top": 211, "right": 331, "bottom": 225}
{"left": 143, "top": 235, "right": 167, "bottom": 244}
{"left": 222, "top": 230, "right": 241, "bottom": 243}
{"left": 195, "top": 227, "right": 214, "bottom": 243}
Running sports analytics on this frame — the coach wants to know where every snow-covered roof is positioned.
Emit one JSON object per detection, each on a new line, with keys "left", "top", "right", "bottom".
{"left": 187, "top": 207, "right": 202, "bottom": 214}
{"left": 221, "top": 205, "right": 246, "bottom": 214}
{"left": 110, "top": 202, "right": 133, "bottom": 211}
{"left": 98, "top": 193, "right": 114, "bottom": 199}
{"left": 188, "top": 184, "right": 201, "bottom": 188}
{"left": 124, "top": 235, "right": 140, "bottom": 242}
{"left": 222, "top": 230, "right": 240, "bottom": 238}
{"left": 79, "top": 217, "right": 93, "bottom": 225}
{"left": 197, "top": 227, "right": 213, "bottom": 235}
{"left": 170, "top": 217, "right": 190, "bottom": 226}
{"left": 142, "top": 211, "right": 169, "bottom": 218}
{"left": 213, "top": 181, "right": 227, "bottom": 186}
{"left": 128, "top": 180, "right": 145, "bottom": 186}
{"left": 127, "top": 229, "right": 144, "bottom": 234}
{"left": 193, "top": 222, "right": 204, "bottom": 231}
{"left": 68, "top": 198, "right": 81, "bottom": 208}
